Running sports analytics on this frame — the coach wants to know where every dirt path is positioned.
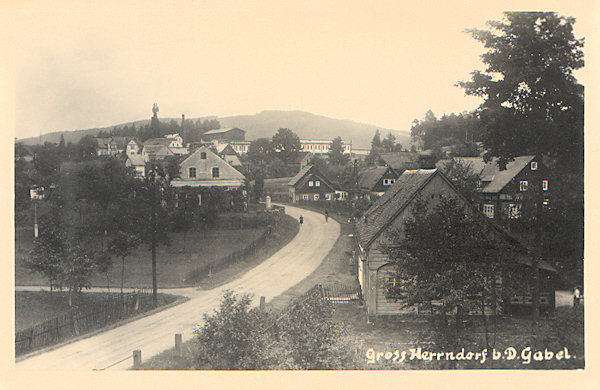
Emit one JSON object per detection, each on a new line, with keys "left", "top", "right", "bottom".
{"left": 16, "top": 205, "right": 339, "bottom": 370}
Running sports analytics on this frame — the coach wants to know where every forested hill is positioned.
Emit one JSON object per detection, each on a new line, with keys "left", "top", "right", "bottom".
{"left": 17, "top": 110, "right": 410, "bottom": 149}
{"left": 219, "top": 110, "right": 409, "bottom": 149}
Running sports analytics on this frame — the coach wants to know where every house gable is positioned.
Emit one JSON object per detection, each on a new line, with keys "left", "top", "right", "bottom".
{"left": 178, "top": 146, "right": 245, "bottom": 181}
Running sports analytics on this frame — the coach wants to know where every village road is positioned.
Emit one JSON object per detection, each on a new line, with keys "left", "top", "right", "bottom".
{"left": 16, "top": 205, "right": 340, "bottom": 370}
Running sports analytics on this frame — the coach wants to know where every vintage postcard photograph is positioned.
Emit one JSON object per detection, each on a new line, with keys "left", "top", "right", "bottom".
{"left": 3, "top": 0, "right": 597, "bottom": 388}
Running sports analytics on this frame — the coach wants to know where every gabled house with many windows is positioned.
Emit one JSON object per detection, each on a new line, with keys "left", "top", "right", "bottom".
{"left": 170, "top": 146, "right": 245, "bottom": 189}
{"left": 288, "top": 165, "right": 336, "bottom": 202}
{"left": 436, "top": 155, "right": 549, "bottom": 223}
{"left": 354, "top": 168, "right": 557, "bottom": 318}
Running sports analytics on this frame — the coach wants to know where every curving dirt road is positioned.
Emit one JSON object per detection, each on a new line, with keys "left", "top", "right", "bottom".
{"left": 16, "top": 205, "right": 340, "bottom": 370}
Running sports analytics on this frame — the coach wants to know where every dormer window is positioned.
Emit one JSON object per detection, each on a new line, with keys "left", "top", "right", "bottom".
{"left": 531, "top": 161, "right": 538, "bottom": 170}
{"left": 201, "top": 152, "right": 207, "bottom": 159}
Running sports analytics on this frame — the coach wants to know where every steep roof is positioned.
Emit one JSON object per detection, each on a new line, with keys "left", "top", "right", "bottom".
{"left": 178, "top": 146, "right": 245, "bottom": 181}
{"left": 437, "top": 155, "right": 537, "bottom": 194}
{"left": 203, "top": 128, "right": 245, "bottom": 135}
{"left": 288, "top": 165, "right": 313, "bottom": 186}
{"left": 111, "top": 136, "right": 129, "bottom": 149}
{"left": 356, "top": 169, "right": 437, "bottom": 248}
{"left": 358, "top": 166, "right": 391, "bottom": 191}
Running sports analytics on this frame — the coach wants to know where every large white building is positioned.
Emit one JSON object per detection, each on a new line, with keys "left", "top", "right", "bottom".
{"left": 299, "top": 139, "right": 352, "bottom": 154}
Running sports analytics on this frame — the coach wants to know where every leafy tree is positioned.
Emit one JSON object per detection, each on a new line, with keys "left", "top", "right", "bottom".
{"left": 365, "top": 130, "right": 383, "bottom": 166}
{"left": 129, "top": 163, "right": 175, "bottom": 305}
{"left": 194, "top": 291, "right": 270, "bottom": 369}
{"left": 253, "top": 174, "right": 265, "bottom": 202}
{"left": 410, "top": 110, "right": 481, "bottom": 151}
{"left": 385, "top": 196, "right": 525, "bottom": 348}
{"left": 60, "top": 243, "right": 97, "bottom": 306}
{"left": 77, "top": 135, "right": 98, "bottom": 161}
{"left": 247, "top": 138, "right": 273, "bottom": 166}
{"left": 25, "top": 214, "right": 65, "bottom": 294}
{"left": 437, "top": 159, "right": 481, "bottom": 203}
{"left": 458, "top": 11, "right": 585, "bottom": 322}
{"left": 271, "top": 128, "right": 301, "bottom": 165}
{"left": 108, "top": 231, "right": 141, "bottom": 295}
{"left": 381, "top": 132, "right": 396, "bottom": 153}
{"left": 457, "top": 12, "right": 584, "bottom": 170}
{"left": 328, "top": 136, "right": 349, "bottom": 165}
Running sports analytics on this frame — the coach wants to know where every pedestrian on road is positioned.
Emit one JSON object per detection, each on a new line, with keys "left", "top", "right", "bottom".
{"left": 299, "top": 215, "right": 303, "bottom": 226}
{"left": 574, "top": 287, "right": 582, "bottom": 306}
{"left": 325, "top": 209, "right": 329, "bottom": 223}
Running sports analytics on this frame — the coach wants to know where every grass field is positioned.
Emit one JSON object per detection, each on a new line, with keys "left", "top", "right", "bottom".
{"left": 15, "top": 291, "right": 179, "bottom": 332}
{"left": 15, "top": 228, "right": 266, "bottom": 288}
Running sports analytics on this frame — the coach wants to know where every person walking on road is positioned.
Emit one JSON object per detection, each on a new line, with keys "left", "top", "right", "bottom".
{"left": 299, "top": 215, "right": 303, "bottom": 226}
{"left": 325, "top": 209, "right": 329, "bottom": 223}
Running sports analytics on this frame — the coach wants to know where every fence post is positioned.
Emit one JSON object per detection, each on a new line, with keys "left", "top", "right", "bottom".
{"left": 175, "top": 333, "right": 183, "bottom": 357}
{"left": 260, "top": 296, "right": 266, "bottom": 311}
{"left": 133, "top": 349, "right": 142, "bottom": 369}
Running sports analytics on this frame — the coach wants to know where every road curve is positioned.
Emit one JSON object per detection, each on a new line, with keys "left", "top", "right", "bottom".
{"left": 16, "top": 205, "right": 340, "bottom": 370}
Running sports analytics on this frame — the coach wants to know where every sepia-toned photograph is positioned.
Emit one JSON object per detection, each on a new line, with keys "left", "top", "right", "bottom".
{"left": 4, "top": 0, "right": 594, "bottom": 386}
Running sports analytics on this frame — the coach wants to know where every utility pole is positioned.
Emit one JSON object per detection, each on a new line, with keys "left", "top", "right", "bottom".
{"left": 34, "top": 200, "right": 38, "bottom": 238}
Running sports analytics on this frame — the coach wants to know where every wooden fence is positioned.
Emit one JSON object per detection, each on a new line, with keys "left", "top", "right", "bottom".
{"left": 183, "top": 224, "right": 276, "bottom": 286}
{"left": 15, "top": 289, "right": 155, "bottom": 357}
{"left": 322, "top": 283, "right": 362, "bottom": 304}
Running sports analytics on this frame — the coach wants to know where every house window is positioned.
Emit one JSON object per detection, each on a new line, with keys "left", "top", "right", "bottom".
{"left": 212, "top": 167, "right": 219, "bottom": 178}
{"left": 308, "top": 181, "right": 314, "bottom": 187}
{"left": 189, "top": 167, "right": 196, "bottom": 178}
{"left": 325, "top": 193, "right": 332, "bottom": 200}
{"left": 542, "top": 180, "right": 549, "bottom": 191}
{"left": 508, "top": 204, "right": 521, "bottom": 219}
{"left": 303, "top": 194, "right": 309, "bottom": 200}
{"left": 519, "top": 180, "right": 528, "bottom": 191}
{"left": 483, "top": 204, "right": 494, "bottom": 218}
{"left": 314, "top": 194, "right": 320, "bottom": 200}
{"left": 315, "top": 181, "right": 321, "bottom": 187}
{"left": 531, "top": 161, "right": 538, "bottom": 170}
{"left": 201, "top": 152, "right": 207, "bottom": 159}
{"left": 383, "top": 178, "right": 394, "bottom": 186}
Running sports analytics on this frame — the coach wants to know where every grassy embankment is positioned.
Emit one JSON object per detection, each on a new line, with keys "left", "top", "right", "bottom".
{"left": 16, "top": 227, "right": 266, "bottom": 288}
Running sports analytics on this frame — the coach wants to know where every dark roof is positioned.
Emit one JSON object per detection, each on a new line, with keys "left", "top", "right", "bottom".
{"left": 355, "top": 168, "right": 557, "bottom": 272}
{"left": 143, "top": 138, "right": 172, "bottom": 147}
{"left": 356, "top": 169, "right": 437, "bottom": 248}
{"left": 357, "top": 166, "right": 391, "bottom": 190}
{"left": 380, "top": 152, "right": 420, "bottom": 171}
{"left": 287, "top": 165, "right": 334, "bottom": 190}
{"left": 437, "top": 155, "right": 536, "bottom": 194}
{"left": 288, "top": 165, "right": 313, "bottom": 186}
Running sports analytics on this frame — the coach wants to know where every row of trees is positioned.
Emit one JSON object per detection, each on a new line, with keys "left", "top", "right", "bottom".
{"left": 20, "top": 155, "right": 247, "bottom": 306}
{"left": 97, "top": 118, "right": 221, "bottom": 143}
{"left": 365, "top": 129, "right": 405, "bottom": 166}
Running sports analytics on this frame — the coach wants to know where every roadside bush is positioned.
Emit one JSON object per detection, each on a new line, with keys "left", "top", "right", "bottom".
{"left": 193, "top": 289, "right": 352, "bottom": 370}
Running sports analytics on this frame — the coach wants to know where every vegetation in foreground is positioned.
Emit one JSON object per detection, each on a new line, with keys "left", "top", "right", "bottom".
{"left": 139, "top": 291, "right": 583, "bottom": 370}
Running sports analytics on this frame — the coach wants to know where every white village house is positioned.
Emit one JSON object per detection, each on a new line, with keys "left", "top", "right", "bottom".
{"left": 170, "top": 146, "right": 245, "bottom": 189}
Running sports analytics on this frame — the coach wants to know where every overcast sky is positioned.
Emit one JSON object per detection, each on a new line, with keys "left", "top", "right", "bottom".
{"left": 4, "top": 0, "right": 593, "bottom": 140}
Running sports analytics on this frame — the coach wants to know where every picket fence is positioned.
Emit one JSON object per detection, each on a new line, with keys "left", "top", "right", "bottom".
{"left": 16, "top": 289, "right": 154, "bottom": 356}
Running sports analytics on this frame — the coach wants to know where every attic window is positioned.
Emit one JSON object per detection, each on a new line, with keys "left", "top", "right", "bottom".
{"left": 189, "top": 167, "right": 196, "bottom": 178}
{"left": 531, "top": 161, "right": 538, "bottom": 170}
{"left": 315, "top": 181, "right": 321, "bottom": 187}
{"left": 212, "top": 167, "right": 220, "bottom": 178}
{"left": 201, "top": 152, "right": 207, "bottom": 159}
{"left": 309, "top": 181, "right": 314, "bottom": 187}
